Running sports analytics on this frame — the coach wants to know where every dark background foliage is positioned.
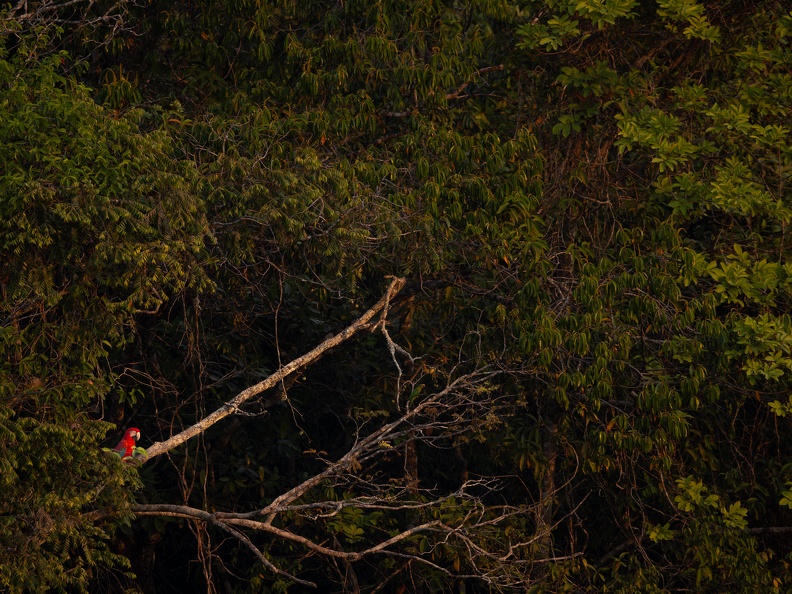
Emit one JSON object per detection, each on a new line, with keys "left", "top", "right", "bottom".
{"left": 1, "top": 0, "right": 792, "bottom": 592}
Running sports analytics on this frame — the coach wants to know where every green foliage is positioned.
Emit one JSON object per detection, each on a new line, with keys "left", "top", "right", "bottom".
{"left": 2, "top": 0, "right": 792, "bottom": 591}
{"left": 0, "top": 31, "right": 208, "bottom": 592}
{"left": 0, "top": 417, "right": 139, "bottom": 593}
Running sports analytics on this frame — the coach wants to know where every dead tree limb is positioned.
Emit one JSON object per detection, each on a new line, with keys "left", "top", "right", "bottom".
{"left": 129, "top": 370, "right": 549, "bottom": 587}
{"left": 143, "top": 276, "right": 406, "bottom": 461}
{"left": 132, "top": 503, "right": 442, "bottom": 563}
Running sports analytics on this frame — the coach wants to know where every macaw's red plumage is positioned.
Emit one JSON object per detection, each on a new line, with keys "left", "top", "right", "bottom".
{"left": 113, "top": 427, "right": 141, "bottom": 458}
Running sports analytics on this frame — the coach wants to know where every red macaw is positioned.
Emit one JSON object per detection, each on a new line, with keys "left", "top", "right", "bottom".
{"left": 113, "top": 427, "right": 141, "bottom": 459}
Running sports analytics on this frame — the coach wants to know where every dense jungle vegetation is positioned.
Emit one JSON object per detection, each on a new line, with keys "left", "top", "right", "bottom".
{"left": 2, "top": 0, "right": 792, "bottom": 592}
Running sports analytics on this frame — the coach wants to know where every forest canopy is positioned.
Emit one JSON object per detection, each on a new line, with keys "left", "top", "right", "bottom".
{"left": 1, "top": 0, "right": 792, "bottom": 592}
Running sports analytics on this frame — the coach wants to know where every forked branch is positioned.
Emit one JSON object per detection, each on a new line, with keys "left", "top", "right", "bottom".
{"left": 131, "top": 369, "right": 561, "bottom": 588}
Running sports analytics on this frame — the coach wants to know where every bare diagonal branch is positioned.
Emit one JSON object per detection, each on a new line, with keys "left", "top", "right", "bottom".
{"left": 143, "top": 277, "right": 406, "bottom": 461}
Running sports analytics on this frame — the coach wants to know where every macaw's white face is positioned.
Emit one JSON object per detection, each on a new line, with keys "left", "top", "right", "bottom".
{"left": 128, "top": 428, "right": 141, "bottom": 441}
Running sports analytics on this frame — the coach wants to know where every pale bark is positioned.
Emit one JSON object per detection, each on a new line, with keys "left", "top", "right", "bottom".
{"left": 3, "top": 0, "right": 135, "bottom": 28}
{"left": 143, "top": 276, "right": 406, "bottom": 461}
{"left": 130, "top": 370, "right": 517, "bottom": 586}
